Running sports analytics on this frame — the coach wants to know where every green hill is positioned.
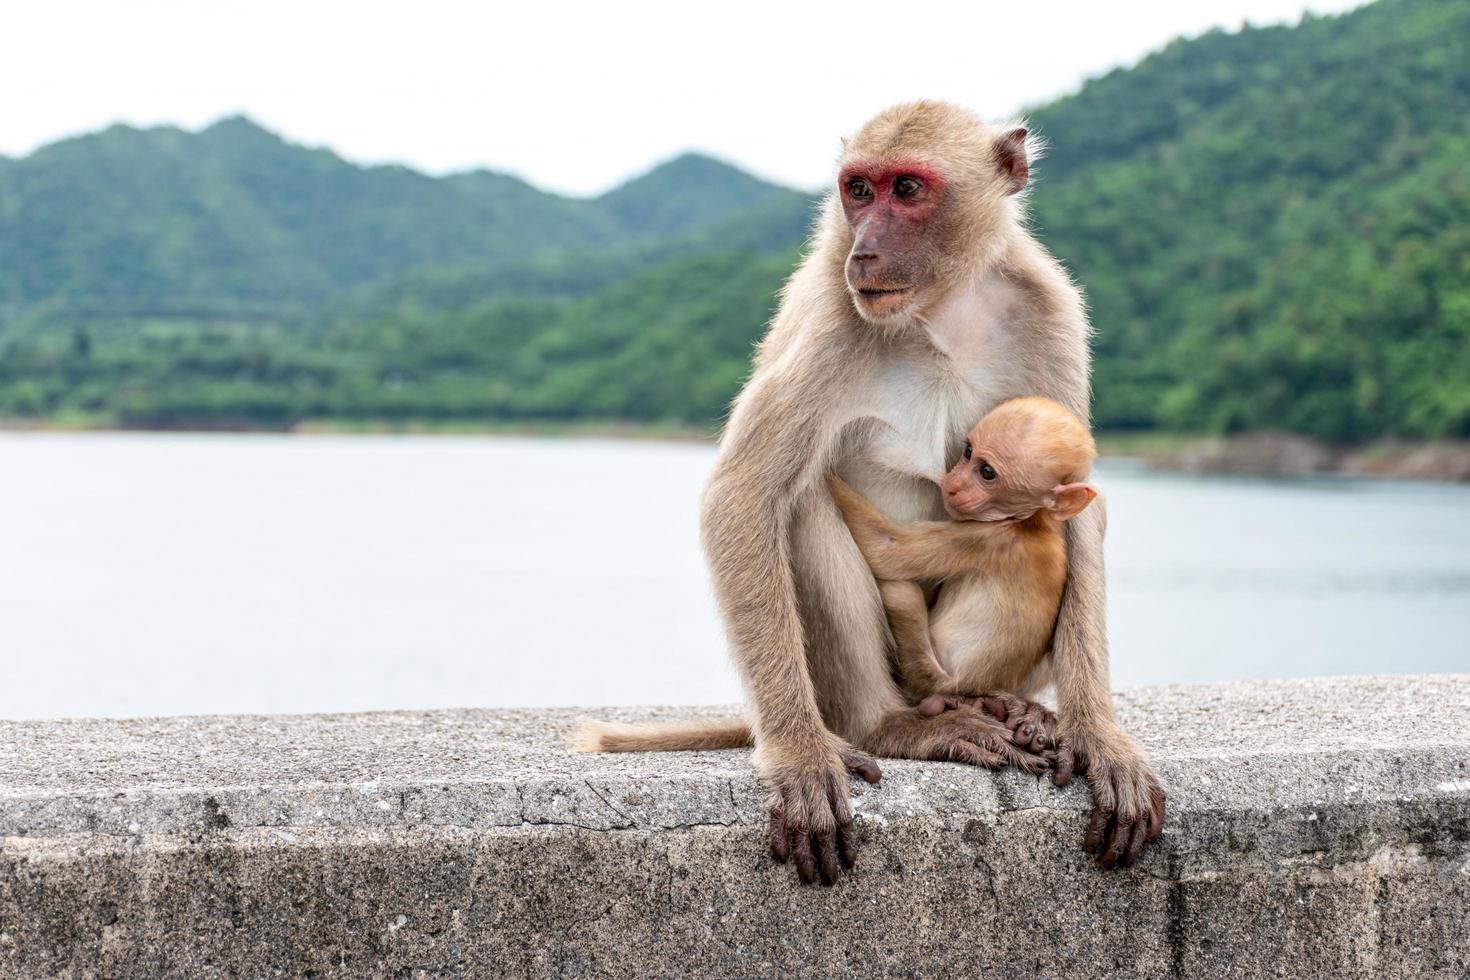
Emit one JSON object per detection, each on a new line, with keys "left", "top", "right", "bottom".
{"left": 1027, "top": 0, "right": 1470, "bottom": 440}
{"left": 1, "top": 0, "right": 1466, "bottom": 441}
{"left": 0, "top": 119, "right": 795, "bottom": 327}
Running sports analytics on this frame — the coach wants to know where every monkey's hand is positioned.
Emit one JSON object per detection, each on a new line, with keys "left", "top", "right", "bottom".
{"left": 1071, "top": 728, "right": 1166, "bottom": 869}
{"left": 825, "top": 475, "right": 906, "bottom": 564}
{"left": 825, "top": 474, "right": 893, "bottom": 533}
{"left": 758, "top": 735, "right": 883, "bottom": 885}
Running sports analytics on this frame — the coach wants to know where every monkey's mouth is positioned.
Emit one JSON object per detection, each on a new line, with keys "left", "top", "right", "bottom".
{"left": 850, "top": 283, "right": 916, "bottom": 322}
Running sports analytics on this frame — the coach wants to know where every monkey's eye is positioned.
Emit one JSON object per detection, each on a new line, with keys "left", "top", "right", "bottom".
{"left": 978, "top": 461, "right": 997, "bottom": 481}
{"left": 846, "top": 178, "right": 873, "bottom": 200}
{"left": 894, "top": 175, "right": 922, "bottom": 197}
{"left": 963, "top": 442, "right": 972, "bottom": 460}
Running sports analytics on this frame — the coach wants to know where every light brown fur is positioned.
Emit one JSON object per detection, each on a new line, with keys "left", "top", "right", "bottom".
{"left": 577, "top": 101, "right": 1165, "bottom": 881}
{"left": 572, "top": 718, "right": 751, "bottom": 753}
{"left": 827, "top": 397, "right": 1095, "bottom": 705}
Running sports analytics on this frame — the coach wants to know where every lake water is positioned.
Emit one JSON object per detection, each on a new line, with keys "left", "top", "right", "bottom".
{"left": 1, "top": 432, "right": 1466, "bottom": 720}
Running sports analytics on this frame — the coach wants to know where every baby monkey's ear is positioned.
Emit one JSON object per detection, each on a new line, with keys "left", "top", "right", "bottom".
{"left": 1045, "top": 483, "right": 1098, "bottom": 521}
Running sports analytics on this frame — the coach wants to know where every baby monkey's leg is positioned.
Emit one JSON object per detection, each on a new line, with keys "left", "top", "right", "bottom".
{"left": 877, "top": 579, "right": 950, "bottom": 700}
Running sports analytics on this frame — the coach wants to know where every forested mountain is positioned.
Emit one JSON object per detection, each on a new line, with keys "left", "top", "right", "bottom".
{"left": 1027, "top": 0, "right": 1470, "bottom": 440}
{"left": 0, "top": 118, "right": 800, "bottom": 326}
{"left": 1, "top": 0, "right": 1466, "bottom": 441}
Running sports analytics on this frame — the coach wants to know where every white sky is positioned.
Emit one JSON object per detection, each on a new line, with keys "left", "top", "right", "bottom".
{"left": 4, "top": 0, "right": 1366, "bottom": 196}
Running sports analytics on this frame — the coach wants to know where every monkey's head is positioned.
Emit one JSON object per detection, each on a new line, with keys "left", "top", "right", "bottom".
{"left": 834, "top": 101, "right": 1033, "bottom": 328}
{"left": 941, "top": 396, "right": 1097, "bottom": 524}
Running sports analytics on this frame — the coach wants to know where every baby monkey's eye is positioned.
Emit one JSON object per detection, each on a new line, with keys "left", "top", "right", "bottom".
{"left": 963, "top": 442, "right": 972, "bottom": 460}
{"left": 978, "top": 461, "right": 997, "bottom": 481}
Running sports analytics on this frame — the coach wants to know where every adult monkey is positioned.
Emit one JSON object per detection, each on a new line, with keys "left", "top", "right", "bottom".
{"left": 596, "top": 101, "right": 1165, "bottom": 883}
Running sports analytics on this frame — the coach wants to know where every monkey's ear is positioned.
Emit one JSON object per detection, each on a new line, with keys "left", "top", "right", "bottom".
{"left": 996, "top": 127, "right": 1029, "bottom": 195}
{"left": 1046, "top": 482, "right": 1097, "bottom": 520}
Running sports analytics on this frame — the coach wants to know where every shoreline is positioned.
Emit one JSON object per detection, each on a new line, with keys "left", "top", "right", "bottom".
{"left": 1111, "top": 431, "right": 1470, "bottom": 484}
{"left": 2, "top": 418, "right": 1466, "bottom": 482}
{"left": 0, "top": 416, "right": 718, "bottom": 443}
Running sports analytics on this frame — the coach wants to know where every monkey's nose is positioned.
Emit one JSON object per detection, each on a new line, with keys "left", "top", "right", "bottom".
{"left": 850, "top": 251, "right": 879, "bottom": 263}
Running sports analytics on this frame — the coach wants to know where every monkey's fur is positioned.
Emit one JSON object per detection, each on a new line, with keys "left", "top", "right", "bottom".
{"left": 834, "top": 397, "right": 1100, "bottom": 705}
{"left": 825, "top": 396, "right": 1160, "bottom": 847}
{"left": 578, "top": 101, "right": 1165, "bottom": 883}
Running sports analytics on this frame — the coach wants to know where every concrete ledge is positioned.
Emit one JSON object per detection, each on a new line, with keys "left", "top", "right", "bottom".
{"left": 2, "top": 675, "right": 1468, "bottom": 978}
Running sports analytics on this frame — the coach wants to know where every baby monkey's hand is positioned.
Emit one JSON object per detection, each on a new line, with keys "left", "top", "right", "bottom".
{"left": 918, "top": 692, "right": 1086, "bottom": 786}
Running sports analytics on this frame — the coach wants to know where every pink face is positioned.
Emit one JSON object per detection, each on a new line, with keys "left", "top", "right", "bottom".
{"left": 939, "top": 425, "right": 1099, "bottom": 524}
{"left": 940, "top": 434, "right": 1022, "bottom": 522}
{"left": 837, "top": 159, "right": 948, "bottom": 321}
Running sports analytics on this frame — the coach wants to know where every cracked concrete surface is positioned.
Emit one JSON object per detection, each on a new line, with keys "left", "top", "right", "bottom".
{"left": 2, "top": 675, "right": 1468, "bottom": 977}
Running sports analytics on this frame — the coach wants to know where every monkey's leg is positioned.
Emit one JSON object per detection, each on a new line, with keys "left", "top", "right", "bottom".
{"left": 791, "top": 487, "right": 907, "bottom": 744}
{"left": 876, "top": 579, "right": 950, "bottom": 700}
{"left": 861, "top": 704, "right": 1051, "bottom": 775}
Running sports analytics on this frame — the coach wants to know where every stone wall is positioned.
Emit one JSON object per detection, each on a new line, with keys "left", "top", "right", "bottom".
{"left": 2, "top": 674, "right": 1468, "bottom": 977}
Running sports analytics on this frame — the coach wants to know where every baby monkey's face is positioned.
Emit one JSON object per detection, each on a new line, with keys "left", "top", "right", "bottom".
{"left": 940, "top": 398, "right": 1099, "bottom": 524}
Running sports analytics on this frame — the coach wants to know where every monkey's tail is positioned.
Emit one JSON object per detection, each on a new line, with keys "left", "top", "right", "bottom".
{"left": 570, "top": 717, "right": 753, "bottom": 753}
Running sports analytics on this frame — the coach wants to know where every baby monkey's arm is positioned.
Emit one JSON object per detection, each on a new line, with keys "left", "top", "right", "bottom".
{"left": 827, "top": 474, "right": 1014, "bottom": 701}
{"left": 826, "top": 475, "right": 1006, "bottom": 581}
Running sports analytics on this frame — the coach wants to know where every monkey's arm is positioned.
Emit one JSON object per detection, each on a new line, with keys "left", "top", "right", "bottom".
{"left": 702, "top": 347, "right": 882, "bottom": 885}
{"left": 826, "top": 474, "right": 1005, "bottom": 581}
{"left": 1008, "top": 274, "right": 1167, "bottom": 869}
{"left": 1051, "top": 501, "right": 1166, "bottom": 867}
{"left": 876, "top": 579, "right": 950, "bottom": 699}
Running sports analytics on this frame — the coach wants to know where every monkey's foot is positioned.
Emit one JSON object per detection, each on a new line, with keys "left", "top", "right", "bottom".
{"left": 917, "top": 692, "right": 1085, "bottom": 785}
{"left": 862, "top": 705, "right": 1051, "bottom": 775}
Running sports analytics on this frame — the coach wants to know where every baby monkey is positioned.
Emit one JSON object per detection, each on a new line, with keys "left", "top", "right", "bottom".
{"left": 828, "top": 396, "right": 1099, "bottom": 776}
